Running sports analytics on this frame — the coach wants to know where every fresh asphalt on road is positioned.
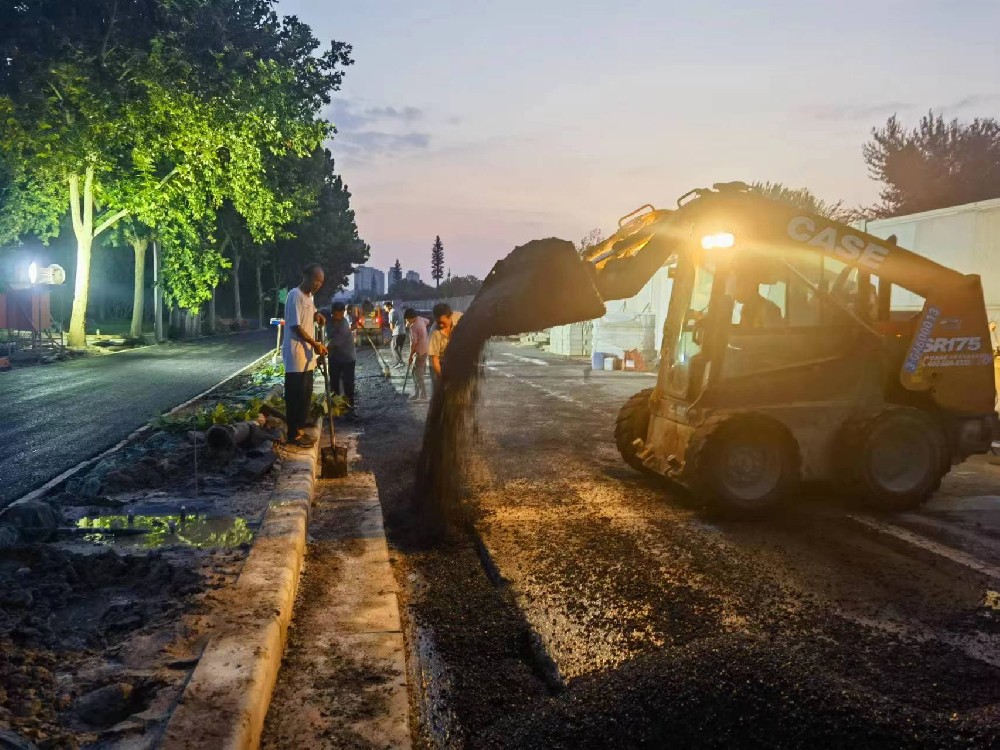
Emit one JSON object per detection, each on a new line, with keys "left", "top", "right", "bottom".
{"left": 358, "top": 341, "right": 1000, "bottom": 747}
{"left": 0, "top": 330, "right": 273, "bottom": 506}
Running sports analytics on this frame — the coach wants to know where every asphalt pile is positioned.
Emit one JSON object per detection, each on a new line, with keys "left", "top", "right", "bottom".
{"left": 476, "top": 633, "right": 1000, "bottom": 749}
{"left": 414, "top": 238, "right": 604, "bottom": 529}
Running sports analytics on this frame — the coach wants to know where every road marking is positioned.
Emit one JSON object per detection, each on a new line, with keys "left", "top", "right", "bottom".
{"left": 501, "top": 353, "right": 549, "bottom": 366}
{"left": 486, "top": 366, "right": 591, "bottom": 409}
{"left": 8, "top": 348, "right": 274, "bottom": 509}
{"left": 847, "top": 514, "right": 1000, "bottom": 583}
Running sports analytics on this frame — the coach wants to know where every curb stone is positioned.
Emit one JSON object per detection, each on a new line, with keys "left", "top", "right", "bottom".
{"left": 161, "top": 419, "right": 321, "bottom": 750}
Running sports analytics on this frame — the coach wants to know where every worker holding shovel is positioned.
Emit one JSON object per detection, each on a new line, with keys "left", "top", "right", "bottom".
{"left": 404, "top": 308, "right": 430, "bottom": 401}
{"left": 326, "top": 302, "right": 357, "bottom": 415}
{"left": 283, "top": 264, "right": 327, "bottom": 447}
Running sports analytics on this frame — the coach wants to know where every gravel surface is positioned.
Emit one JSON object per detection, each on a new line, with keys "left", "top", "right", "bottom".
{"left": 1, "top": 330, "right": 273, "bottom": 506}
{"left": 351, "top": 342, "right": 1000, "bottom": 748}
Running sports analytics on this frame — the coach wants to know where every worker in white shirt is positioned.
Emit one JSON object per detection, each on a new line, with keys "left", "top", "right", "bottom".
{"left": 385, "top": 301, "right": 405, "bottom": 367}
{"left": 282, "top": 264, "right": 327, "bottom": 447}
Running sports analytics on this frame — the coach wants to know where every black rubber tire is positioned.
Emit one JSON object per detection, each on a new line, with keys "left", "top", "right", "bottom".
{"left": 615, "top": 388, "right": 655, "bottom": 475}
{"left": 839, "top": 407, "right": 948, "bottom": 512}
{"left": 692, "top": 415, "right": 799, "bottom": 518}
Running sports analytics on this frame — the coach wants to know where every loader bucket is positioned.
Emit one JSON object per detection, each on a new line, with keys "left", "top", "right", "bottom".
{"left": 461, "top": 237, "right": 606, "bottom": 338}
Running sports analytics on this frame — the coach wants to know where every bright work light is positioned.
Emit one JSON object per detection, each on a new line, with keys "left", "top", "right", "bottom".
{"left": 27, "top": 263, "right": 66, "bottom": 285}
{"left": 700, "top": 232, "right": 736, "bottom": 250}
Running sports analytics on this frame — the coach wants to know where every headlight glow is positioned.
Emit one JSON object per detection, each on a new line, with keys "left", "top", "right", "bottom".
{"left": 700, "top": 232, "right": 736, "bottom": 250}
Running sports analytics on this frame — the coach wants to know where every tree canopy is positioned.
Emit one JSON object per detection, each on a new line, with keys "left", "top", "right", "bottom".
{"left": 863, "top": 111, "right": 1000, "bottom": 217}
{"left": 0, "top": 0, "right": 362, "bottom": 344}
{"left": 431, "top": 235, "right": 444, "bottom": 287}
{"left": 749, "top": 181, "right": 850, "bottom": 222}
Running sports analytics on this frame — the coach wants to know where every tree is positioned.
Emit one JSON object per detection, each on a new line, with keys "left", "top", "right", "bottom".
{"left": 431, "top": 235, "right": 444, "bottom": 288}
{"left": 863, "top": 111, "right": 1000, "bottom": 217}
{"left": 271, "top": 148, "right": 369, "bottom": 303}
{"left": 577, "top": 228, "right": 604, "bottom": 254}
{"left": 389, "top": 258, "right": 403, "bottom": 291}
{"left": 437, "top": 274, "right": 482, "bottom": 297}
{"left": 0, "top": 0, "right": 352, "bottom": 345}
{"left": 749, "top": 181, "right": 850, "bottom": 221}
{"left": 389, "top": 278, "right": 437, "bottom": 300}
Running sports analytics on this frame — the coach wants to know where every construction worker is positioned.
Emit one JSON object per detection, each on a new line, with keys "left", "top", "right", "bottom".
{"left": 428, "top": 302, "right": 463, "bottom": 394}
{"left": 733, "top": 276, "right": 783, "bottom": 329}
{"left": 326, "top": 302, "right": 357, "bottom": 411}
{"left": 404, "top": 308, "right": 429, "bottom": 401}
{"left": 283, "top": 264, "right": 327, "bottom": 447}
{"left": 385, "top": 301, "right": 405, "bottom": 367}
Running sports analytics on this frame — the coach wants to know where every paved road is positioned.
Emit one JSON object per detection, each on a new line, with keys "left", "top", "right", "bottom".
{"left": 0, "top": 331, "right": 273, "bottom": 506}
{"left": 361, "top": 341, "right": 1000, "bottom": 746}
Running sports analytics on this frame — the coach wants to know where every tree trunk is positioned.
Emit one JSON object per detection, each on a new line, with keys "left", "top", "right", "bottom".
{"left": 67, "top": 170, "right": 95, "bottom": 348}
{"left": 232, "top": 247, "right": 242, "bottom": 324}
{"left": 208, "top": 287, "right": 217, "bottom": 335}
{"left": 129, "top": 236, "right": 149, "bottom": 340}
{"left": 152, "top": 241, "right": 164, "bottom": 343}
{"left": 255, "top": 256, "right": 264, "bottom": 330}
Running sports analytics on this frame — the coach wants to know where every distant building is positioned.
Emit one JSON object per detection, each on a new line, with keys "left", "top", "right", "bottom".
{"left": 405, "top": 270, "right": 421, "bottom": 283}
{"left": 353, "top": 266, "right": 385, "bottom": 297}
{"left": 388, "top": 264, "right": 403, "bottom": 291}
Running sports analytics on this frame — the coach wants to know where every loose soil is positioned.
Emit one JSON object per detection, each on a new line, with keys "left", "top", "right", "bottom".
{"left": 353, "top": 343, "right": 1000, "bottom": 749}
{"left": 0, "top": 357, "right": 292, "bottom": 748}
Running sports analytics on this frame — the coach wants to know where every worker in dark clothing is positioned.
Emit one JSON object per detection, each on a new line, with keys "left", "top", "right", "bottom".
{"left": 326, "top": 302, "right": 357, "bottom": 411}
{"left": 734, "top": 277, "right": 783, "bottom": 329}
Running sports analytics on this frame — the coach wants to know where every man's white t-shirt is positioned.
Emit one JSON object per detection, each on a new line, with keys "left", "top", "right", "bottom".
{"left": 282, "top": 287, "right": 317, "bottom": 373}
{"left": 428, "top": 311, "right": 463, "bottom": 358}
{"left": 388, "top": 308, "right": 403, "bottom": 336}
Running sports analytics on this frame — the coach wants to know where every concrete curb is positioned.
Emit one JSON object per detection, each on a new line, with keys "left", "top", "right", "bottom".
{"left": 161, "top": 419, "right": 321, "bottom": 750}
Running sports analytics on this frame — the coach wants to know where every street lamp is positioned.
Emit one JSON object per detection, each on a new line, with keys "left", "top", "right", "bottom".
{"left": 26, "top": 263, "right": 66, "bottom": 286}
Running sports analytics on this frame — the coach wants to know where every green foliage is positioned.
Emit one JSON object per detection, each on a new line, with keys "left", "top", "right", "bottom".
{"left": 272, "top": 148, "right": 369, "bottom": 295}
{"left": 384, "top": 277, "right": 437, "bottom": 301}
{"left": 0, "top": 0, "right": 356, "bottom": 315}
{"left": 749, "top": 181, "right": 851, "bottom": 222}
{"left": 312, "top": 392, "right": 350, "bottom": 418}
{"left": 437, "top": 275, "right": 483, "bottom": 297}
{"left": 252, "top": 361, "right": 286, "bottom": 383}
{"left": 152, "top": 397, "right": 265, "bottom": 432}
{"left": 431, "top": 235, "right": 444, "bottom": 287}
{"left": 863, "top": 111, "right": 1000, "bottom": 218}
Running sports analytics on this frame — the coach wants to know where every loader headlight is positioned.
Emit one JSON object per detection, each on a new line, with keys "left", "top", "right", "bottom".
{"left": 700, "top": 232, "right": 736, "bottom": 250}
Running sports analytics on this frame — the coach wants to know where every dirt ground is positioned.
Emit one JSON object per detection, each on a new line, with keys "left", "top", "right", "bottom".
{"left": 261, "top": 450, "right": 407, "bottom": 750}
{"left": 347, "top": 344, "right": 1000, "bottom": 749}
{"left": 0, "top": 360, "right": 291, "bottom": 748}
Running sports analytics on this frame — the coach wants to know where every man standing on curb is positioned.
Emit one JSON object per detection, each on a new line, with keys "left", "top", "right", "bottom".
{"left": 385, "top": 301, "right": 405, "bottom": 368}
{"left": 428, "top": 302, "right": 463, "bottom": 396}
{"left": 283, "top": 264, "right": 327, "bottom": 447}
{"left": 327, "top": 302, "right": 357, "bottom": 413}
{"left": 404, "top": 308, "right": 429, "bottom": 401}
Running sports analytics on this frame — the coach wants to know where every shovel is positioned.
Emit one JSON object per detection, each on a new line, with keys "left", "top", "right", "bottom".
{"left": 316, "top": 330, "right": 348, "bottom": 478}
{"left": 399, "top": 358, "right": 413, "bottom": 398}
{"left": 362, "top": 329, "right": 392, "bottom": 378}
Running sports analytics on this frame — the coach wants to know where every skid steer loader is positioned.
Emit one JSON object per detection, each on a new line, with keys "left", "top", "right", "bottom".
{"left": 600, "top": 182, "right": 1000, "bottom": 514}
{"left": 454, "top": 182, "right": 998, "bottom": 516}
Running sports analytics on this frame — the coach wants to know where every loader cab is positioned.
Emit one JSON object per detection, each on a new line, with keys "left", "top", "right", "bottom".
{"left": 659, "top": 233, "right": 884, "bottom": 410}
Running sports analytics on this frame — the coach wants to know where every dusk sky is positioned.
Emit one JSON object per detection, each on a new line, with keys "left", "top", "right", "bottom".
{"left": 275, "top": 0, "right": 1000, "bottom": 282}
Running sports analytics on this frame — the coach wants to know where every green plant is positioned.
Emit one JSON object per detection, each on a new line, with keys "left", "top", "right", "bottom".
{"left": 311, "top": 393, "right": 350, "bottom": 419}
{"left": 252, "top": 361, "right": 285, "bottom": 383}
{"left": 152, "top": 397, "right": 264, "bottom": 432}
